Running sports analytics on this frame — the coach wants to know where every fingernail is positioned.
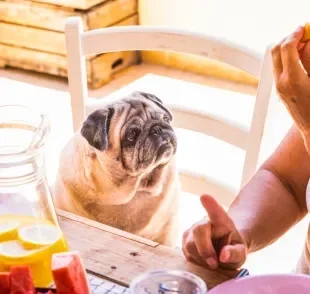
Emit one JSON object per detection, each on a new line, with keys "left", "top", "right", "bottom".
{"left": 206, "top": 257, "right": 217, "bottom": 268}
{"left": 221, "top": 250, "right": 230, "bottom": 262}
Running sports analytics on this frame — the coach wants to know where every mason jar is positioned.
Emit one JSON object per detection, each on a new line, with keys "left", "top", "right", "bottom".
{"left": 0, "top": 105, "right": 68, "bottom": 287}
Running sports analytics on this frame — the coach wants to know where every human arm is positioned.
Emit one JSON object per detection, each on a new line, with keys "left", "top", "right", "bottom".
{"left": 182, "top": 125, "right": 310, "bottom": 270}
{"left": 229, "top": 125, "right": 310, "bottom": 254}
{"left": 271, "top": 25, "right": 310, "bottom": 154}
{"left": 182, "top": 25, "right": 310, "bottom": 269}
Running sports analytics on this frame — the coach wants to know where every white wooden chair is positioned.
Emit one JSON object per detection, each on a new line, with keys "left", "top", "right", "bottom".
{"left": 65, "top": 17, "right": 274, "bottom": 201}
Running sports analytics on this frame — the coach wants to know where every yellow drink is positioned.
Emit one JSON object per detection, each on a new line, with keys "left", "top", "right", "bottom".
{"left": 0, "top": 215, "right": 68, "bottom": 287}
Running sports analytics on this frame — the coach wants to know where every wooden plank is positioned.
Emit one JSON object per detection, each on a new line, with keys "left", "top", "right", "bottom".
{"left": 0, "top": 13, "right": 138, "bottom": 55}
{"left": 27, "top": 0, "right": 108, "bottom": 10}
{"left": 0, "top": 0, "right": 85, "bottom": 32}
{"left": 0, "top": 14, "right": 138, "bottom": 88}
{"left": 0, "top": 22, "right": 65, "bottom": 55}
{"left": 107, "top": 12, "right": 137, "bottom": 28}
{"left": 0, "top": 43, "right": 68, "bottom": 76}
{"left": 0, "top": 43, "right": 139, "bottom": 88}
{"left": 58, "top": 210, "right": 237, "bottom": 289}
{"left": 87, "top": 0, "right": 137, "bottom": 30}
{"left": 0, "top": 0, "right": 137, "bottom": 32}
{"left": 56, "top": 209, "right": 158, "bottom": 247}
{"left": 89, "top": 49, "right": 139, "bottom": 88}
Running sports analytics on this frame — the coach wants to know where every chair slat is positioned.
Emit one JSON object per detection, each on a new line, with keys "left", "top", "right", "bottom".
{"left": 81, "top": 25, "right": 262, "bottom": 78}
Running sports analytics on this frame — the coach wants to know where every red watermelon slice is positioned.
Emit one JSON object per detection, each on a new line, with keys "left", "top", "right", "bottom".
{"left": 0, "top": 272, "right": 10, "bottom": 294}
{"left": 52, "top": 251, "right": 91, "bottom": 294}
{"left": 10, "top": 266, "right": 35, "bottom": 294}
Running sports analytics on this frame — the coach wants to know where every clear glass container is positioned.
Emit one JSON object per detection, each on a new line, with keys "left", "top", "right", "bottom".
{"left": 129, "top": 269, "right": 208, "bottom": 293}
{"left": 0, "top": 105, "right": 68, "bottom": 287}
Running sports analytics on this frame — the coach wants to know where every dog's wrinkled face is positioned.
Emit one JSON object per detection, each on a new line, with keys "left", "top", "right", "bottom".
{"left": 81, "top": 91, "right": 177, "bottom": 176}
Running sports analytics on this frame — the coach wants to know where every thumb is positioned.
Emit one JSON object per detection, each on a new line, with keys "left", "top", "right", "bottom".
{"left": 200, "top": 194, "right": 229, "bottom": 225}
{"left": 219, "top": 244, "right": 247, "bottom": 265}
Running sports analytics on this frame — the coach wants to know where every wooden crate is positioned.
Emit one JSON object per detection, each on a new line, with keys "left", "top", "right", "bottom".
{"left": 0, "top": 0, "right": 139, "bottom": 88}
{"left": 0, "top": 0, "right": 137, "bottom": 31}
{"left": 20, "top": 0, "right": 113, "bottom": 10}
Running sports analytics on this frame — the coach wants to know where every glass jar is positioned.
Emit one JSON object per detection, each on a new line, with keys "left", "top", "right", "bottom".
{"left": 0, "top": 105, "right": 68, "bottom": 287}
{"left": 130, "top": 270, "right": 208, "bottom": 293}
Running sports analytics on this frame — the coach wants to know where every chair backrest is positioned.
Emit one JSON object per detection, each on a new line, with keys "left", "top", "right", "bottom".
{"left": 65, "top": 16, "right": 274, "bottom": 190}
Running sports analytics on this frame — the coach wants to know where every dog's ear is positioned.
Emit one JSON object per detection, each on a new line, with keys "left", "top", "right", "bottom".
{"left": 132, "top": 91, "right": 172, "bottom": 121}
{"left": 81, "top": 107, "right": 115, "bottom": 151}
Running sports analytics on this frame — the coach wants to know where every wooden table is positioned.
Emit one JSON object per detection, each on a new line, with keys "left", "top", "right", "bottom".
{"left": 57, "top": 209, "right": 238, "bottom": 291}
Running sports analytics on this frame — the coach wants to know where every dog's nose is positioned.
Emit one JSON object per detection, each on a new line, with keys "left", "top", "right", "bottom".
{"left": 150, "top": 125, "right": 163, "bottom": 136}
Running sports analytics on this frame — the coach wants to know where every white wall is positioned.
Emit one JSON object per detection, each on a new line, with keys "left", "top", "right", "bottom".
{"left": 139, "top": 0, "right": 309, "bottom": 54}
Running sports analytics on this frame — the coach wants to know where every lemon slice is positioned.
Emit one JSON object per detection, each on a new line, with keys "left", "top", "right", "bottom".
{"left": 302, "top": 23, "right": 310, "bottom": 42}
{"left": 0, "top": 240, "right": 48, "bottom": 264}
{"left": 0, "top": 220, "right": 20, "bottom": 241}
{"left": 18, "top": 222, "right": 62, "bottom": 249}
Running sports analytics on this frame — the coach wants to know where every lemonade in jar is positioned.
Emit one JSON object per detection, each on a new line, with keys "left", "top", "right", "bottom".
{"left": 0, "top": 105, "right": 68, "bottom": 287}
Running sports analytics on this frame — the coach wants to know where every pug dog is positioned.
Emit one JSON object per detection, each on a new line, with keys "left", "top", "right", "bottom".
{"left": 53, "top": 91, "right": 180, "bottom": 247}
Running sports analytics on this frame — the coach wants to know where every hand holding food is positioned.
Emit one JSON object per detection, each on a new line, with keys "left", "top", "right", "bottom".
{"left": 271, "top": 25, "right": 310, "bottom": 146}
{"left": 301, "top": 23, "right": 310, "bottom": 42}
{"left": 182, "top": 195, "right": 248, "bottom": 270}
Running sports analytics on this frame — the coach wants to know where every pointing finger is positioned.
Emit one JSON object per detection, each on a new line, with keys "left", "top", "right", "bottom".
{"left": 200, "top": 194, "right": 229, "bottom": 225}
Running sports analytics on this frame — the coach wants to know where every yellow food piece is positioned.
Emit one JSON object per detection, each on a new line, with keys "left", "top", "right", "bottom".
{"left": 302, "top": 23, "right": 310, "bottom": 42}
{"left": 0, "top": 220, "right": 20, "bottom": 241}
{"left": 18, "top": 222, "right": 62, "bottom": 249}
{"left": 0, "top": 240, "right": 49, "bottom": 264}
{"left": 0, "top": 215, "right": 69, "bottom": 287}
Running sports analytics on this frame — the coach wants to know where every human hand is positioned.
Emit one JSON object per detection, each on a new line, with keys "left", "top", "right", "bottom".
{"left": 271, "top": 25, "right": 310, "bottom": 137}
{"left": 300, "top": 23, "right": 310, "bottom": 73}
{"left": 182, "top": 194, "right": 247, "bottom": 270}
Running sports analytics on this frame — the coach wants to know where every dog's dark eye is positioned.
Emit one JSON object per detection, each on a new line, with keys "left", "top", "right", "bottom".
{"left": 163, "top": 115, "right": 170, "bottom": 123}
{"left": 127, "top": 128, "right": 140, "bottom": 142}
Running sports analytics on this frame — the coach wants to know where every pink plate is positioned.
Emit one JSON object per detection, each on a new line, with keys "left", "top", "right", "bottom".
{"left": 210, "top": 274, "right": 310, "bottom": 294}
